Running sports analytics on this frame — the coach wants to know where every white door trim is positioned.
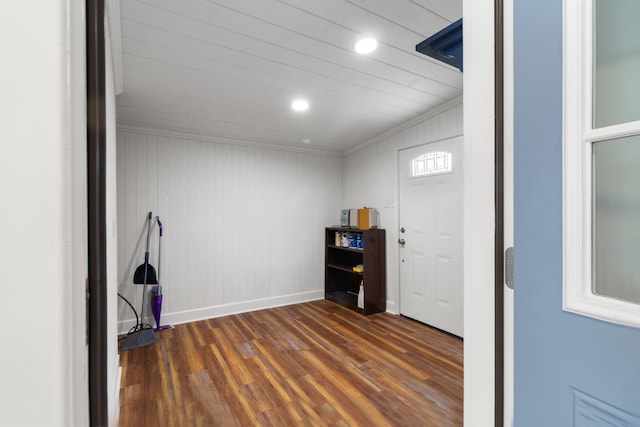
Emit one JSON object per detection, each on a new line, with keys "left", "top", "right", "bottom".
{"left": 463, "top": 0, "right": 496, "bottom": 425}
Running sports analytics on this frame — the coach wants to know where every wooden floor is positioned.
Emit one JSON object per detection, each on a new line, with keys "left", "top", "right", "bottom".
{"left": 118, "top": 300, "right": 463, "bottom": 426}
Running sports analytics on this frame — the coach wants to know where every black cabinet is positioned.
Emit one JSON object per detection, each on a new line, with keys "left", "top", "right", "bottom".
{"left": 324, "top": 227, "right": 386, "bottom": 315}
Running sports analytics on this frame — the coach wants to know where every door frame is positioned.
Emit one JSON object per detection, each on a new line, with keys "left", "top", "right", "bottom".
{"left": 85, "top": 0, "right": 506, "bottom": 424}
{"left": 87, "top": 0, "right": 109, "bottom": 425}
{"left": 494, "top": 0, "right": 505, "bottom": 424}
{"left": 463, "top": 0, "right": 504, "bottom": 425}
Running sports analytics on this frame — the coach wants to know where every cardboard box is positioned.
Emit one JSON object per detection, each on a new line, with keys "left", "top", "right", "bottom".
{"left": 358, "top": 208, "right": 378, "bottom": 230}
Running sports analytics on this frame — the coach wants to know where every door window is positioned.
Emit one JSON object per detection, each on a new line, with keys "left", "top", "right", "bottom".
{"left": 592, "top": 134, "right": 640, "bottom": 305}
{"left": 593, "top": 0, "right": 640, "bottom": 128}
{"left": 564, "top": 0, "right": 640, "bottom": 327}
{"left": 410, "top": 151, "right": 452, "bottom": 177}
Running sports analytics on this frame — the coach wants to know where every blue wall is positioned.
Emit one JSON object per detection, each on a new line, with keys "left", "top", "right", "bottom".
{"left": 514, "top": 0, "right": 640, "bottom": 425}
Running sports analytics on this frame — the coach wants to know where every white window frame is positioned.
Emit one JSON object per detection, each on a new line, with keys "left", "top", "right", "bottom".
{"left": 563, "top": 0, "right": 640, "bottom": 328}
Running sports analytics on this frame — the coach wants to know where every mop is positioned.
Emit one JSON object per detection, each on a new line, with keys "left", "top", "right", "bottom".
{"left": 152, "top": 216, "right": 173, "bottom": 331}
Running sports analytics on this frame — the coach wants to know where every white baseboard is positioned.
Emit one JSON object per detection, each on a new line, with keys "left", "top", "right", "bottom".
{"left": 385, "top": 300, "right": 397, "bottom": 314}
{"left": 118, "top": 290, "right": 324, "bottom": 334}
{"left": 109, "top": 364, "right": 122, "bottom": 427}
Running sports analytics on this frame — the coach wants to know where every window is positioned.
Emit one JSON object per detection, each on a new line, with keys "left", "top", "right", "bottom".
{"left": 564, "top": 0, "right": 640, "bottom": 327}
{"left": 410, "top": 151, "right": 452, "bottom": 177}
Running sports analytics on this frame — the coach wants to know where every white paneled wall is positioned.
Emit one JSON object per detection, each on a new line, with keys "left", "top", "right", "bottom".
{"left": 343, "top": 99, "right": 463, "bottom": 313}
{"left": 117, "top": 130, "right": 342, "bottom": 332}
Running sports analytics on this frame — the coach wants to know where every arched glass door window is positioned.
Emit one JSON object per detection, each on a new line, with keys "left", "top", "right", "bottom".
{"left": 410, "top": 151, "right": 452, "bottom": 178}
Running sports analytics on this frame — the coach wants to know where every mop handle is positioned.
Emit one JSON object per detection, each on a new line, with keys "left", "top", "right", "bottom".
{"left": 155, "top": 216, "right": 162, "bottom": 289}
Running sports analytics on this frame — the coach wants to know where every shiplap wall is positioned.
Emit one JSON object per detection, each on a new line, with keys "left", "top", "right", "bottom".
{"left": 117, "top": 130, "right": 342, "bottom": 332}
{"left": 342, "top": 98, "right": 463, "bottom": 313}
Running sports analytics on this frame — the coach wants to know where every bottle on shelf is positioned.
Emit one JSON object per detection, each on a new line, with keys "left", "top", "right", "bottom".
{"left": 357, "top": 280, "right": 364, "bottom": 309}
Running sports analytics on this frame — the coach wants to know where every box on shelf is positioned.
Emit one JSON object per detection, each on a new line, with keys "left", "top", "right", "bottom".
{"left": 357, "top": 208, "right": 378, "bottom": 230}
{"left": 339, "top": 207, "right": 379, "bottom": 230}
{"left": 349, "top": 209, "right": 359, "bottom": 228}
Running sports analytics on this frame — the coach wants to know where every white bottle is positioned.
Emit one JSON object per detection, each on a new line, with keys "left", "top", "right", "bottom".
{"left": 357, "top": 280, "right": 364, "bottom": 309}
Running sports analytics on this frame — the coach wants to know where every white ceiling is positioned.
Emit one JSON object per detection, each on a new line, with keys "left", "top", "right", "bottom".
{"left": 115, "top": 0, "right": 463, "bottom": 153}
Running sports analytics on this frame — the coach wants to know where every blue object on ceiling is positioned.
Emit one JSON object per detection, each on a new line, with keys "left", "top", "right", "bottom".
{"left": 415, "top": 19, "right": 463, "bottom": 72}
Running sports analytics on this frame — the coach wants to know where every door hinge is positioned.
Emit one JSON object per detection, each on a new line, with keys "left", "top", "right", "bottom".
{"left": 505, "top": 247, "right": 514, "bottom": 289}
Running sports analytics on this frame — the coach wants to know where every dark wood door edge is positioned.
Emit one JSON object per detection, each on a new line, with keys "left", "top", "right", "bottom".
{"left": 87, "top": 0, "right": 108, "bottom": 425}
{"left": 494, "top": 0, "right": 505, "bottom": 426}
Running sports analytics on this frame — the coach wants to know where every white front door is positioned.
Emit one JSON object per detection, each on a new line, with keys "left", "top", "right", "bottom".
{"left": 398, "top": 137, "right": 463, "bottom": 337}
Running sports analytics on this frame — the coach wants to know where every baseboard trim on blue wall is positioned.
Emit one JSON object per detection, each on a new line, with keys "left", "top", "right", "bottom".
{"left": 118, "top": 290, "right": 325, "bottom": 334}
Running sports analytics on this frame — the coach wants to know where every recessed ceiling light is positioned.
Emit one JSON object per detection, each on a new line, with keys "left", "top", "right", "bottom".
{"left": 291, "top": 99, "right": 309, "bottom": 111}
{"left": 354, "top": 37, "right": 378, "bottom": 54}
{"left": 302, "top": 138, "right": 311, "bottom": 144}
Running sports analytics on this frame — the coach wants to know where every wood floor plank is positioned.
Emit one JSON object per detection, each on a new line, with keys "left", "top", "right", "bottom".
{"left": 118, "top": 300, "right": 463, "bottom": 426}
{"left": 303, "top": 373, "right": 361, "bottom": 426}
{"left": 211, "top": 327, "right": 255, "bottom": 386}
{"left": 296, "top": 309, "right": 432, "bottom": 381}
{"left": 299, "top": 350, "right": 393, "bottom": 426}
{"left": 209, "top": 343, "right": 261, "bottom": 426}
{"left": 287, "top": 322, "right": 384, "bottom": 396}
{"left": 246, "top": 356, "right": 293, "bottom": 406}
{"left": 188, "top": 371, "right": 238, "bottom": 427}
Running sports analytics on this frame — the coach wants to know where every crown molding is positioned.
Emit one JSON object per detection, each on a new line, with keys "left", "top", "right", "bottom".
{"left": 117, "top": 95, "right": 462, "bottom": 158}
{"left": 116, "top": 125, "right": 344, "bottom": 156}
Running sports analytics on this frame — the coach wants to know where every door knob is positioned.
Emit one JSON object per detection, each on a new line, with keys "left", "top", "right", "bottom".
{"left": 398, "top": 238, "right": 406, "bottom": 246}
